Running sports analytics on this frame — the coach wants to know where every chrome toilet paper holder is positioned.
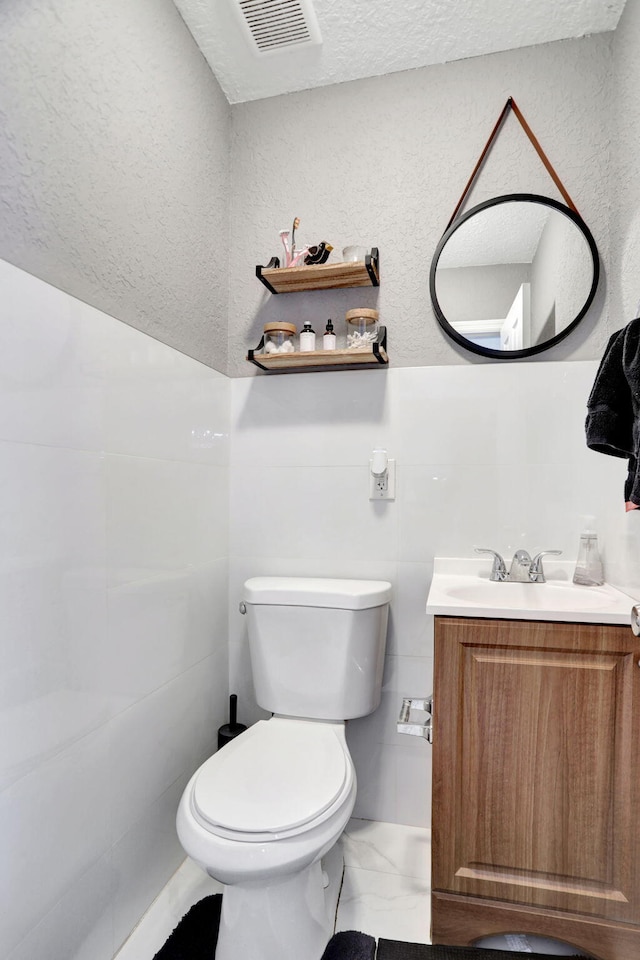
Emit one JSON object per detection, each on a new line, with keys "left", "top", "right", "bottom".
{"left": 397, "top": 696, "right": 433, "bottom": 743}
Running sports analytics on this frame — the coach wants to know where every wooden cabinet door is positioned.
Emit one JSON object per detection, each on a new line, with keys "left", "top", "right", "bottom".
{"left": 433, "top": 616, "right": 640, "bottom": 923}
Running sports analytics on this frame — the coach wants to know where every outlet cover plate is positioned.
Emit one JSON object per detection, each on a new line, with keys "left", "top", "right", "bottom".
{"left": 369, "top": 459, "right": 395, "bottom": 500}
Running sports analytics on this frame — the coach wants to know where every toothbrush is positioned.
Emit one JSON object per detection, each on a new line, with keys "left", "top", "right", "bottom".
{"left": 279, "top": 229, "right": 291, "bottom": 266}
{"left": 291, "top": 216, "right": 300, "bottom": 259}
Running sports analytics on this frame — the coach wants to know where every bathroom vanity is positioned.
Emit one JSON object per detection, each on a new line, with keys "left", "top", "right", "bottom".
{"left": 426, "top": 561, "right": 639, "bottom": 960}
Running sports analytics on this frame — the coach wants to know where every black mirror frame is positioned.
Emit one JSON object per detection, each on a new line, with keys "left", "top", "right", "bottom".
{"left": 429, "top": 193, "right": 600, "bottom": 360}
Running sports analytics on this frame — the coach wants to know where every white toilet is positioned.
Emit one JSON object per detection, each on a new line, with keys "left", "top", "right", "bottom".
{"left": 176, "top": 576, "right": 391, "bottom": 960}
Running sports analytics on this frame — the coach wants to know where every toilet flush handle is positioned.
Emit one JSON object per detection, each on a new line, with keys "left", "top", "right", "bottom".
{"left": 239, "top": 601, "right": 247, "bottom": 615}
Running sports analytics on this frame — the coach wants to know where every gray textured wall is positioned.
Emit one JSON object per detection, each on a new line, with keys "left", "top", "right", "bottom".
{"left": 228, "top": 35, "right": 612, "bottom": 376}
{"left": 529, "top": 211, "right": 593, "bottom": 343}
{"left": 0, "top": 0, "right": 230, "bottom": 373}
{"left": 436, "top": 263, "right": 530, "bottom": 323}
{"left": 0, "top": 5, "right": 615, "bottom": 376}
{"left": 612, "top": 0, "right": 640, "bottom": 327}
{"left": 596, "top": 0, "right": 640, "bottom": 599}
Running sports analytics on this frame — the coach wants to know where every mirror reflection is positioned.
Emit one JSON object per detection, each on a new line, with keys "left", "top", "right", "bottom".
{"left": 430, "top": 195, "right": 599, "bottom": 358}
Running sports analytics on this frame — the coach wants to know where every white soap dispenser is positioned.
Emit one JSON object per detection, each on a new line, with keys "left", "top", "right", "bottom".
{"left": 573, "top": 515, "right": 604, "bottom": 586}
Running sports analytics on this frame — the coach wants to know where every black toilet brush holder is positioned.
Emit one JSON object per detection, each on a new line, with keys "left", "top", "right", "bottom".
{"left": 217, "top": 694, "right": 247, "bottom": 749}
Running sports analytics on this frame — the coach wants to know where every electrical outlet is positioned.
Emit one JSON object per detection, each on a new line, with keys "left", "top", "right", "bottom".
{"left": 369, "top": 459, "right": 395, "bottom": 500}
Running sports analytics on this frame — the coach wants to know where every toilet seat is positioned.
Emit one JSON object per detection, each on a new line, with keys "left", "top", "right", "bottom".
{"left": 191, "top": 719, "right": 352, "bottom": 842}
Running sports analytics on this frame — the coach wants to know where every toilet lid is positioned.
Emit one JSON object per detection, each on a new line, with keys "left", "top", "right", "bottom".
{"left": 192, "top": 719, "right": 350, "bottom": 837}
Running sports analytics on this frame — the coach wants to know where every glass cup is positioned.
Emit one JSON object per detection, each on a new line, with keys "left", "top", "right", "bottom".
{"left": 342, "top": 245, "right": 367, "bottom": 262}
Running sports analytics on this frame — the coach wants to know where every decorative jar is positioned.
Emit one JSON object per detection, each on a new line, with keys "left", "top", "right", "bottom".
{"left": 262, "top": 322, "right": 296, "bottom": 354}
{"left": 345, "top": 308, "right": 379, "bottom": 350}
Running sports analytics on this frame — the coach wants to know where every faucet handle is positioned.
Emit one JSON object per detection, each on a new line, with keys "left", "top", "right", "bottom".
{"left": 530, "top": 549, "right": 562, "bottom": 582}
{"left": 475, "top": 548, "right": 507, "bottom": 581}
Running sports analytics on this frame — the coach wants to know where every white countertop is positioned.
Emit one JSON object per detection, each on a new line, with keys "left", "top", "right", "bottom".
{"left": 426, "top": 558, "right": 635, "bottom": 625}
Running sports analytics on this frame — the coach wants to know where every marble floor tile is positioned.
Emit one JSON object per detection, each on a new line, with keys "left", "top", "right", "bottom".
{"left": 335, "top": 866, "right": 431, "bottom": 944}
{"left": 342, "top": 817, "right": 431, "bottom": 880}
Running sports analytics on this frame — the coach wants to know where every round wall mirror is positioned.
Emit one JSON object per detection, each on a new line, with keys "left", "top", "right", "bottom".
{"left": 429, "top": 194, "right": 600, "bottom": 359}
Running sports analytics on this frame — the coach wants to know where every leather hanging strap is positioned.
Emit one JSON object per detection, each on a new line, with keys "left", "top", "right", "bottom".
{"left": 446, "top": 96, "right": 579, "bottom": 230}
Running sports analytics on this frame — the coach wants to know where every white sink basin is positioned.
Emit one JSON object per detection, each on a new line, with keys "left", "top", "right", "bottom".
{"left": 446, "top": 581, "right": 613, "bottom": 611}
{"left": 427, "top": 558, "right": 634, "bottom": 624}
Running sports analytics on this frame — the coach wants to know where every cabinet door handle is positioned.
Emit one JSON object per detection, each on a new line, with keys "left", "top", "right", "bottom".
{"left": 631, "top": 604, "right": 640, "bottom": 637}
{"left": 397, "top": 696, "right": 433, "bottom": 743}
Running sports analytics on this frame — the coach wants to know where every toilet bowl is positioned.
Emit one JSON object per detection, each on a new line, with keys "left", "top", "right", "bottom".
{"left": 176, "top": 576, "right": 391, "bottom": 960}
{"left": 177, "top": 719, "right": 356, "bottom": 960}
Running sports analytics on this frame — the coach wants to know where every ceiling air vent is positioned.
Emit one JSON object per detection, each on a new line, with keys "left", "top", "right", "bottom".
{"left": 235, "top": 0, "right": 322, "bottom": 55}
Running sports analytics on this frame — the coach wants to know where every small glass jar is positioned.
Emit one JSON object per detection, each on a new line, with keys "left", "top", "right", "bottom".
{"left": 262, "top": 322, "right": 296, "bottom": 354}
{"left": 345, "top": 308, "right": 379, "bottom": 350}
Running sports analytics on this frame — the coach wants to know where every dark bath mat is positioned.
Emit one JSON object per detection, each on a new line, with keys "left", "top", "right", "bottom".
{"left": 152, "top": 895, "right": 221, "bottom": 959}
{"left": 322, "top": 930, "right": 376, "bottom": 960}
{"left": 377, "top": 942, "right": 584, "bottom": 960}
{"left": 151, "top": 893, "right": 375, "bottom": 960}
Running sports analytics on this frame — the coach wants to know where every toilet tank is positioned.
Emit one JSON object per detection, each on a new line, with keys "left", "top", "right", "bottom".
{"left": 243, "top": 577, "right": 391, "bottom": 721}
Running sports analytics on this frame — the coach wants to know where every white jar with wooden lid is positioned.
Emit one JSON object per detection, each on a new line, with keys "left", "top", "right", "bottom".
{"left": 263, "top": 322, "right": 296, "bottom": 354}
{"left": 345, "top": 308, "right": 379, "bottom": 350}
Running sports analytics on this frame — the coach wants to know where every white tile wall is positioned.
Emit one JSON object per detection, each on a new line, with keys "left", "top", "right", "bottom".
{"left": 0, "top": 260, "right": 230, "bottom": 960}
{"left": 3, "top": 257, "right": 632, "bottom": 960}
{"left": 229, "top": 360, "right": 624, "bottom": 827}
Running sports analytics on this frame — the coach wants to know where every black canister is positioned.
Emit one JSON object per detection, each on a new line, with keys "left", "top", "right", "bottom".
{"left": 217, "top": 694, "right": 247, "bottom": 749}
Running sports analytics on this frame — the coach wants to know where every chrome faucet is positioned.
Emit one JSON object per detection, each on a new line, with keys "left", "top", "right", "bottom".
{"left": 475, "top": 547, "right": 562, "bottom": 583}
{"left": 529, "top": 550, "right": 563, "bottom": 583}
{"left": 509, "top": 549, "right": 533, "bottom": 582}
{"left": 474, "top": 547, "right": 507, "bottom": 581}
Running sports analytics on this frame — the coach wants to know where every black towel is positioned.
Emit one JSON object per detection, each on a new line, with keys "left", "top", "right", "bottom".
{"left": 586, "top": 327, "right": 633, "bottom": 458}
{"left": 586, "top": 318, "right": 640, "bottom": 508}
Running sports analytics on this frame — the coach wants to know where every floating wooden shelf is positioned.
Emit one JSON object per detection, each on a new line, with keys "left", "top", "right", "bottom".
{"left": 248, "top": 327, "right": 388, "bottom": 374}
{"left": 256, "top": 248, "right": 379, "bottom": 294}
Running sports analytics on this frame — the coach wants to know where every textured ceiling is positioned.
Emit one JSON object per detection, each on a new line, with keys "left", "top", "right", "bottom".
{"left": 172, "top": 0, "right": 627, "bottom": 103}
{"left": 439, "top": 202, "right": 550, "bottom": 268}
